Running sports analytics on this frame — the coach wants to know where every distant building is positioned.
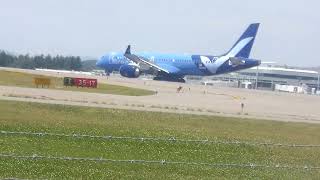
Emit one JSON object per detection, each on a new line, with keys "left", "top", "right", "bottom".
{"left": 239, "top": 66, "right": 319, "bottom": 89}
{"left": 188, "top": 65, "right": 320, "bottom": 93}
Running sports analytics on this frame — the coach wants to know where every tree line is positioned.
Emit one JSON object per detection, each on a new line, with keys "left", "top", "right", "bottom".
{"left": 0, "top": 50, "right": 82, "bottom": 70}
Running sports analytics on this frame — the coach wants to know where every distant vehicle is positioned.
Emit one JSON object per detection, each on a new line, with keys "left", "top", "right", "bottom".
{"left": 96, "top": 23, "right": 261, "bottom": 83}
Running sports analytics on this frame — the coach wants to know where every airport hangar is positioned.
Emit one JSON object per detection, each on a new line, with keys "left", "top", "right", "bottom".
{"left": 185, "top": 65, "right": 320, "bottom": 94}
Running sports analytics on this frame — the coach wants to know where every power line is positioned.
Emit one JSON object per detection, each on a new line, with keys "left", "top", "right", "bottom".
{"left": 1, "top": 130, "right": 320, "bottom": 148}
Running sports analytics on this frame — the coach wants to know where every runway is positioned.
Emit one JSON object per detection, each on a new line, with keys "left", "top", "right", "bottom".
{"left": 1, "top": 67, "right": 320, "bottom": 123}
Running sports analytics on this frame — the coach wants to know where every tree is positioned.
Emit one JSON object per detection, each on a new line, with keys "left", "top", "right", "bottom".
{"left": 0, "top": 50, "right": 83, "bottom": 71}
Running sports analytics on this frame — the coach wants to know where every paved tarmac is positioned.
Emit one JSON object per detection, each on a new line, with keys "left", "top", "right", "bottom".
{"left": 1, "top": 67, "right": 320, "bottom": 123}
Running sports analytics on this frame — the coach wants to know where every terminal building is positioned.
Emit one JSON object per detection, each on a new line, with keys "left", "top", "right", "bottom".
{"left": 187, "top": 65, "right": 320, "bottom": 94}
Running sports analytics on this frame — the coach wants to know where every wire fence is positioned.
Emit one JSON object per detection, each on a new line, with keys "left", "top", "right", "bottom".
{"left": 1, "top": 130, "right": 320, "bottom": 148}
{"left": 0, "top": 153, "right": 319, "bottom": 170}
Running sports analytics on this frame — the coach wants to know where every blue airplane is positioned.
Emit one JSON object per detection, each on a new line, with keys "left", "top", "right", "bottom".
{"left": 96, "top": 23, "right": 261, "bottom": 83}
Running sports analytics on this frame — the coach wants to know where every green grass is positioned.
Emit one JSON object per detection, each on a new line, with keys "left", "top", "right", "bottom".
{"left": 0, "top": 70, "right": 155, "bottom": 96}
{"left": 0, "top": 100, "right": 320, "bottom": 179}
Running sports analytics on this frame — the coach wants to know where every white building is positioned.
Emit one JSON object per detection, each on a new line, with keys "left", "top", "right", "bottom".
{"left": 189, "top": 65, "right": 320, "bottom": 93}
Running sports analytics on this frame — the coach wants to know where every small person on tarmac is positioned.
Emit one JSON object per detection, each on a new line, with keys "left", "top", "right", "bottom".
{"left": 241, "top": 102, "right": 245, "bottom": 113}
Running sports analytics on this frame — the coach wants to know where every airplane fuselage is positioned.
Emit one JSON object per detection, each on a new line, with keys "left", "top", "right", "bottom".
{"left": 97, "top": 52, "right": 260, "bottom": 77}
{"left": 96, "top": 23, "right": 261, "bottom": 82}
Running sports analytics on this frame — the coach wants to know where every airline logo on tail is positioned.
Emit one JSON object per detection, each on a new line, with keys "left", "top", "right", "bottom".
{"left": 203, "top": 23, "right": 260, "bottom": 73}
{"left": 227, "top": 37, "right": 254, "bottom": 57}
{"left": 227, "top": 23, "right": 260, "bottom": 58}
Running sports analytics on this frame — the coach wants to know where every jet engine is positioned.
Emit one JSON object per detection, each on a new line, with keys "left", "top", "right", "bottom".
{"left": 119, "top": 64, "right": 140, "bottom": 78}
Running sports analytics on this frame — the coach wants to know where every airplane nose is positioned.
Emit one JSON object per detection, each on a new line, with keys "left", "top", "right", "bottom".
{"left": 96, "top": 60, "right": 101, "bottom": 67}
{"left": 96, "top": 57, "right": 105, "bottom": 68}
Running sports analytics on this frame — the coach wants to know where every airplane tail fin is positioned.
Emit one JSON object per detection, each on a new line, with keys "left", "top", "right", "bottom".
{"left": 125, "top": 45, "right": 131, "bottom": 54}
{"left": 226, "top": 23, "right": 260, "bottom": 58}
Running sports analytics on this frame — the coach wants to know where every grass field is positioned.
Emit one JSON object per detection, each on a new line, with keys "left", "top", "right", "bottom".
{"left": 0, "top": 100, "right": 320, "bottom": 179}
{"left": 0, "top": 70, "right": 155, "bottom": 96}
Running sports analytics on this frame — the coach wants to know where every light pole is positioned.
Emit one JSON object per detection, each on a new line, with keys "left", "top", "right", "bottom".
{"left": 317, "top": 72, "right": 320, "bottom": 91}
{"left": 255, "top": 65, "right": 259, "bottom": 89}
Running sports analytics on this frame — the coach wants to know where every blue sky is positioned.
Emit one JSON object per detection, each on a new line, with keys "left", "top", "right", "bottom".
{"left": 0, "top": 0, "right": 319, "bottom": 66}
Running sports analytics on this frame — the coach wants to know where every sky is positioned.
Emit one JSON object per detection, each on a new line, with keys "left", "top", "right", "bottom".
{"left": 0, "top": 0, "right": 319, "bottom": 66}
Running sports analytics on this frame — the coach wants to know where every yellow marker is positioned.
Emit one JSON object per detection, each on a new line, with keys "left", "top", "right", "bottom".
{"left": 34, "top": 77, "right": 51, "bottom": 88}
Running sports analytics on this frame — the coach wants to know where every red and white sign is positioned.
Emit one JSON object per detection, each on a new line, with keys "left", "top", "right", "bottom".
{"left": 74, "top": 78, "right": 97, "bottom": 88}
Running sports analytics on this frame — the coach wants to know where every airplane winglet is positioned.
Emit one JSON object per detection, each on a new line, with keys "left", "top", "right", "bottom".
{"left": 125, "top": 45, "right": 131, "bottom": 55}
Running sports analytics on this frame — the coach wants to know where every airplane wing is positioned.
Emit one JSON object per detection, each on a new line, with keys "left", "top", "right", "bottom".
{"left": 124, "top": 45, "right": 170, "bottom": 74}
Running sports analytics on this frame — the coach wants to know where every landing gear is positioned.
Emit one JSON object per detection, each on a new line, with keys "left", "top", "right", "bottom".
{"left": 153, "top": 76, "right": 186, "bottom": 83}
{"left": 105, "top": 69, "right": 111, "bottom": 76}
